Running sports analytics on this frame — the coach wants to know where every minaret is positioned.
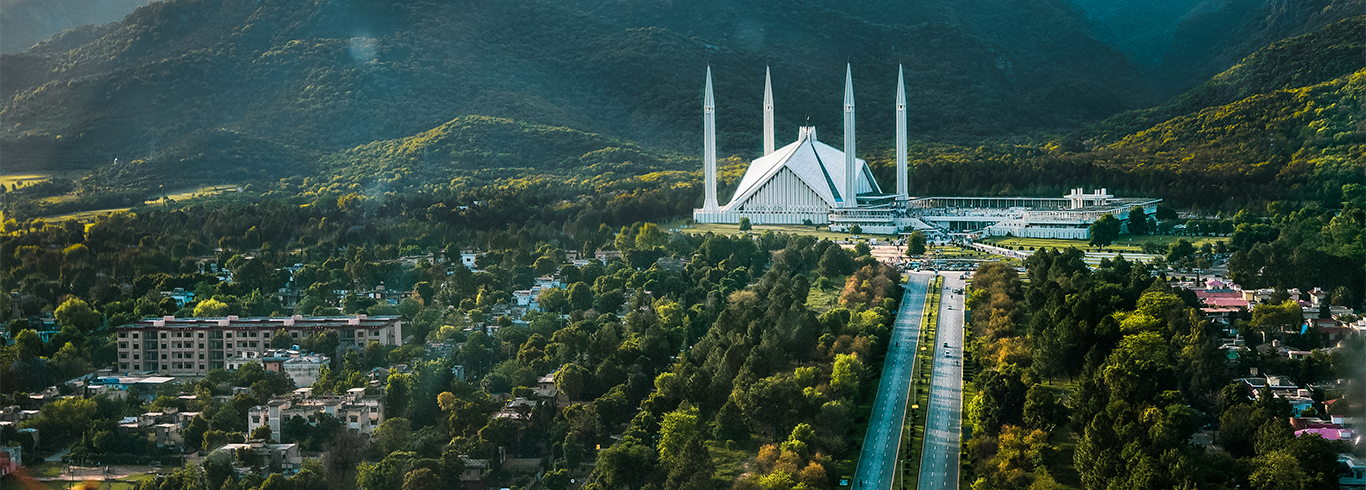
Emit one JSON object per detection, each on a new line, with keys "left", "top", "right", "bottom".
{"left": 896, "top": 64, "right": 909, "bottom": 201}
{"left": 703, "top": 67, "right": 719, "bottom": 210}
{"left": 842, "top": 64, "right": 857, "bottom": 208}
{"left": 763, "top": 67, "right": 775, "bottom": 156}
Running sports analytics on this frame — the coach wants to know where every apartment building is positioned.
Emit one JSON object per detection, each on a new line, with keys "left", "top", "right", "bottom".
{"left": 247, "top": 387, "right": 384, "bottom": 437}
{"left": 114, "top": 315, "right": 401, "bottom": 375}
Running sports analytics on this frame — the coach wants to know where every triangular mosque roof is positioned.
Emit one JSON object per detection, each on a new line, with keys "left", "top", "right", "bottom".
{"left": 722, "top": 128, "right": 881, "bottom": 209}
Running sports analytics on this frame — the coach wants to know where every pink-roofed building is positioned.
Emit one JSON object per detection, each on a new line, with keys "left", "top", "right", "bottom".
{"left": 1195, "top": 290, "right": 1249, "bottom": 308}
{"left": 1295, "top": 427, "right": 1359, "bottom": 441}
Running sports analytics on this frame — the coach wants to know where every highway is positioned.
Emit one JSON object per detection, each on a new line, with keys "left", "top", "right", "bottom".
{"left": 851, "top": 273, "right": 930, "bottom": 489}
{"left": 918, "top": 274, "right": 967, "bottom": 490}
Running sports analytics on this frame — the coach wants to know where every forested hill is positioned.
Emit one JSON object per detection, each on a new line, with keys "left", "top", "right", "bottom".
{"left": 314, "top": 115, "right": 697, "bottom": 193}
{"left": 1085, "top": 16, "right": 1366, "bottom": 144}
{"left": 0, "top": 0, "right": 1154, "bottom": 174}
{"left": 0, "top": 0, "right": 147, "bottom": 54}
{"left": 1066, "top": 0, "right": 1364, "bottom": 96}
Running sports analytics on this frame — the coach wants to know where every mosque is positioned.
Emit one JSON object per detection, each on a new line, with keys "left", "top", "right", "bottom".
{"left": 691, "top": 65, "right": 1160, "bottom": 240}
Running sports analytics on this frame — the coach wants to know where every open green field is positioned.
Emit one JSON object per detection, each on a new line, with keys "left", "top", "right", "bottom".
{"left": 145, "top": 184, "right": 238, "bottom": 205}
{"left": 0, "top": 170, "right": 88, "bottom": 190}
{"left": 40, "top": 208, "right": 134, "bottom": 223}
{"left": 981, "top": 235, "right": 1223, "bottom": 254}
{"left": 805, "top": 281, "right": 843, "bottom": 314}
{"left": 668, "top": 220, "right": 898, "bottom": 242}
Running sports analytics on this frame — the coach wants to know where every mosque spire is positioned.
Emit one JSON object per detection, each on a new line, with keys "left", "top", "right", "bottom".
{"left": 896, "top": 64, "right": 909, "bottom": 201}
{"left": 843, "top": 64, "right": 857, "bottom": 208}
{"left": 703, "top": 66, "right": 718, "bottom": 210}
{"left": 763, "top": 67, "right": 775, "bottom": 156}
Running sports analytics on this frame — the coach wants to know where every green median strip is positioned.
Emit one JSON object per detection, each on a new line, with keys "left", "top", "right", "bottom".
{"left": 895, "top": 275, "right": 943, "bottom": 490}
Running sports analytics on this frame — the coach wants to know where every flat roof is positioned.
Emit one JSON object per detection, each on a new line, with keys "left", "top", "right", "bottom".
{"left": 115, "top": 315, "right": 400, "bottom": 330}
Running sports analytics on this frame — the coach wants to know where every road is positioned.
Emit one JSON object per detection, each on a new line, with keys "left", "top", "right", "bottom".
{"left": 851, "top": 273, "right": 930, "bottom": 489}
{"left": 919, "top": 275, "right": 967, "bottom": 490}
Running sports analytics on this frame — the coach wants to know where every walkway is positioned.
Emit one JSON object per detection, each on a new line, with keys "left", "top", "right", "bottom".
{"left": 851, "top": 273, "right": 930, "bottom": 489}
{"left": 919, "top": 275, "right": 966, "bottom": 490}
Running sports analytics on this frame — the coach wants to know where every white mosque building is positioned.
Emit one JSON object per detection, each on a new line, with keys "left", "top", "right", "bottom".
{"left": 691, "top": 65, "right": 1161, "bottom": 239}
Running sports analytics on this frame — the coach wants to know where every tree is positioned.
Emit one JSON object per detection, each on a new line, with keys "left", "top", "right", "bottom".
{"left": 554, "top": 363, "right": 587, "bottom": 400}
{"left": 712, "top": 399, "right": 748, "bottom": 442}
{"left": 1167, "top": 239, "right": 1197, "bottom": 262}
{"left": 635, "top": 223, "right": 669, "bottom": 249}
{"left": 55, "top": 297, "right": 101, "bottom": 333}
{"left": 373, "top": 417, "right": 413, "bottom": 454}
{"left": 272, "top": 328, "right": 294, "bottom": 349}
{"left": 739, "top": 218, "right": 752, "bottom": 231}
{"left": 1251, "top": 300, "right": 1304, "bottom": 338}
{"left": 568, "top": 282, "right": 594, "bottom": 311}
{"left": 817, "top": 245, "right": 854, "bottom": 278}
{"left": 1089, "top": 214, "right": 1120, "bottom": 246}
{"left": 14, "top": 330, "right": 42, "bottom": 360}
{"left": 1127, "top": 207, "right": 1148, "bottom": 235}
{"left": 195, "top": 298, "right": 230, "bottom": 317}
{"left": 251, "top": 425, "right": 273, "bottom": 442}
{"left": 539, "top": 287, "right": 569, "bottom": 312}
{"left": 657, "top": 403, "right": 701, "bottom": 462}
{"left": 907, "top": 231, "right": 927, "bottom": 256}
{"left": 595, "top": 439, "right": 657, "bottom": 490}
{"left": 413, "top": 282, "right": 436, "bottom": 305}
{"left": 1250, "top": 450, "right": 1306, "bottom": 490}
{"left": 402, "top": 468, "right": 439, "bottom": 490}
{"left": 849, "top": 224, "right": 863, "bottom": 234}
{"left": 385, "top": 373, "right": 411, "bottom": 419}
{"left": 1022, "top": 384, "right": 1065, "bottom": 430}
{"left": 831, "top": 353, "right": 862, "bottom": 398}
{"left": 322, "top": 430, "right": 369, "bottom": 487}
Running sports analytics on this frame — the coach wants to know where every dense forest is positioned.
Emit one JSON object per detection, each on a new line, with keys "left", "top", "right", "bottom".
{"left": 2, "top": 186, "right": 908, "bottom": 488}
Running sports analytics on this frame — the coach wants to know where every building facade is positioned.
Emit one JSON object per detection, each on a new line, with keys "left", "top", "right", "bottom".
{"left": 114, "top": 315, "right": 400, "bottom": 375}
{"left": 247, "top": 387, "right": 383, "bottom": 437}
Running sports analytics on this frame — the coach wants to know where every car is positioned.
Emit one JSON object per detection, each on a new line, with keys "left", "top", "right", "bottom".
{"left": 947, "top": 305, "right": 953, "bottom": 310}
{"left": 944, "top": 342, "right": 949, "bottom": 348}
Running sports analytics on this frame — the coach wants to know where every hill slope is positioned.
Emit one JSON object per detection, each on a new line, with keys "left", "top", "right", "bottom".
{"left": 1085, "top": 16, "right": 1365, "bottom": 144}
{"left": 0, "top": 0, "right": 147, "bottom": 54}
{"left": 0, "top": 0, "right": 1154, "bottom": 177}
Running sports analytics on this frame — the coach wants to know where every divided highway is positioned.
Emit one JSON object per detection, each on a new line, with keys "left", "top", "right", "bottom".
{"left": 919, "top": 274, "right": 967, "bottom": 490}
{"left": 851, "top": 273, "right": 930, "bottom": 489}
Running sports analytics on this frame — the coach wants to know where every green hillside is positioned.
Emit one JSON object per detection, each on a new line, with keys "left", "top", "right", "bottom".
{"left": 0, "top": 0, "right": 1156, "bottom": 179}
{"left": 1086, "top": 16, "right": 1366, "bottom": 143}
{"left": 315, "top": 115, "right": 697, "bottom": 193}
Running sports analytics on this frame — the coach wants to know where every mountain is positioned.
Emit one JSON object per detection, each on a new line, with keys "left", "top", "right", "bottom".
{"left": 0, "top": 0, "right": 148, "bottom": 54}
{"left": 1153, "top": 0, "right": 1365, "bottom": 96}
{"left": 1066, "top": 0, "right": 1207, "bottom": 70}
{"left": 0, "top": 0, "right": 1155, "bottom": 181}
{"left": 1085, "top": 16, "right": 1365, "bottom": 143}
{"left": 315, "top": 115, "right": 695, "bottom": 193}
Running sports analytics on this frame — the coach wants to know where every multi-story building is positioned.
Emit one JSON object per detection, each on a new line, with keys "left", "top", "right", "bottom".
{"left": 247, "top": 387, "right": 383, "bottom": 437}
{"left": 114, "top": 315, "right": 401, "bottom": 375}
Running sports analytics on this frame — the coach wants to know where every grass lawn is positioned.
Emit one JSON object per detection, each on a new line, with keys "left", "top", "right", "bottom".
{"left": 0, "top": 170, "right": 88, "bottom": 189}
{"left": 805, "top": 282, "right": 843, "bottom": 314}
{"left": 707, "top": 441, "right": 754, "bottom": 485}
{"left": 145, "top": 184, "right": 238, "bottom": 205}
{"left": 667, "top": 220, "right": 898, "bottom": 242}
{"left": 981, "top": 235, "right": 1224, "bottom": 254}
{"left": 42, "top": 207, "right": 134, "bottom": 222}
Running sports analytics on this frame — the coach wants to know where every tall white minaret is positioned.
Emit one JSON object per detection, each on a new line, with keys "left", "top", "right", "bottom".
{"left": 842, "top": 64, "right": 857, "bottom": 208}
{"left": 703, "top": 67, "right": 719, "bottom": 210}
{"left": 896, "top": 64, "right": 909, "bottom": 201}
{"left": 763, "top": 67, "right": 775, "bottom": 156}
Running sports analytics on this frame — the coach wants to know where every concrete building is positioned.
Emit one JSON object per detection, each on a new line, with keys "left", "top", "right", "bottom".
{"left": 247, "top": 387, "right": 384, "bottom": 438}
{"left": 690, "top": 66, "right": 1160, "bottom": 238}
{"left": 114, "top": 315, "right": 400, "bottom": 375}
{"left": 260, "top": 351, "right": 329, "bottom": 388}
